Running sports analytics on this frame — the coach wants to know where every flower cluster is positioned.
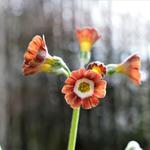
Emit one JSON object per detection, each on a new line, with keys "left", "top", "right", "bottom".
{"left": 22, "top": 27, "right": 141, "bottom": 110}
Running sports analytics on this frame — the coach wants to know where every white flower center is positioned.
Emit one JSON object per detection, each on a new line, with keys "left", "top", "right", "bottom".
{"left": 73, "top": 78, "right": 94, "bottom": 99}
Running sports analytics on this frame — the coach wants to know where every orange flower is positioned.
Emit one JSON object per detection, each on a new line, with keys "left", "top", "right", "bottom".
{"left": 22, "top": 35, "right": 48, "bottom": 76}
{"left": 116, "top": 53, "right": 141, "bottom": 85}
{"left": 24, "top": 35, "right": 47, "bottom": 65}
{"left": 22, "top": 35, "right": 70, "bottom": 76}
{"left": 76, "top": 27, "right": 101, "bottom": 52}
{"left": 62, "top": 68, "right": 107, "bottom": 109}
{"left": 87, "top": 61, "right": 106, "bottom": 77}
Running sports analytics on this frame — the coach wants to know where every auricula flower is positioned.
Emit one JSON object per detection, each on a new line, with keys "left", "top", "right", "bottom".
{"left": 76, "top": 27, "right": 101, "bottom": 52}
{"left": 87, "top": 61, "right": 106, "bottom": 77}
{"left": 62, "top": 68, "right": 107, "bottom": 109}
{"left": 22, "top": 35, "right": 69, "bottom": 76}
{"left": 107, "top": 53, "right": 141, "bottom": 85}
{"left": 76, "top": 27, "right": 101, "bottom": 65}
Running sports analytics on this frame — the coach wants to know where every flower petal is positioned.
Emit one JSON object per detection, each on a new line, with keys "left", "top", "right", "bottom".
{"left": 94, "top": 80, "right": 107, "bottom": 98}
{"left": 65, "top": 93, "right": 77, "bottom": 105}
{"left": 90, "top": 96, "right": 99, "bottom": 107}
{"left": 71, "top": 68, "right": 85, "bottom": 80}
{"left": 84, "top": 70, "right": 98, "bottom": 80}
{"left": 71, "top": 98, "right": 82, "bottom": 109}
{"left": 22, "top": 65, "right": 40, "bottom": 76}
{"left": 65, "top": 77, "right": 76, "bottom": 85}
{"left": 95, "top": 80, "right": 107, "bottom": 89}
{"left": 82, "top": 98, "right": 92, "bottom": 109}
{"left": 129, "top": 69, "right": 141, "bottom": 85}
{"left": 61, "top": 85, "right": 74, "bottom": 94}
{"left": 76, "top": 27, "right": 100, "bottom": 44}
{"left": 24, "top": 35, "right": 45, "bottom": 64}
{"left": 94, "top": 89, "right": 106, "bottom": 98}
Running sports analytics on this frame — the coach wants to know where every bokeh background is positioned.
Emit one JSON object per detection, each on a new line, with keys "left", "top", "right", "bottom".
{"left": 0, "top": 0, "right": 150, "bottom": 150}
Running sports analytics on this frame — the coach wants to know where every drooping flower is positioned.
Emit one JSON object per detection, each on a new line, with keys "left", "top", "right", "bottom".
{"left": 76, "top": 27, "right": 101, "bottom": 52}
{"left": 62, "top": 68, "right": 107, "bottom": 109}
{"left": 106, "top": 53, "right": 141, "bottom": 85}
{"left": 22, "top": 35, "right": 47, "bottom": 75}
{"left": 22, "top": 35, "right": 70, "bottom": 76}
{"left": 87, "top": 61, "right": 106, "bottom": 77}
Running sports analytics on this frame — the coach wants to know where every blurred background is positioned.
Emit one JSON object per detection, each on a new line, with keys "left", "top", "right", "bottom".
{"left": 0, "top": 0, "right": 150, "bottom": 149}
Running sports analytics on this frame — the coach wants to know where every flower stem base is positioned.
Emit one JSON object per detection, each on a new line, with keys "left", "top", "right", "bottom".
{"left": 67, "top": 108, "right": 80, "bottom": 150}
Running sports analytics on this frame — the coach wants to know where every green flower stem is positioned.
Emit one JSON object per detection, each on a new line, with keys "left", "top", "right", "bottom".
{"left": 80, "top": 51, "right": 91, "bottom": 66}
{"left": 67, "top": 108, "right": 80, "bottom": 150}
{"left": 106, "top": 64, "right": 117, "bottom": 76}
{"left": 65, "top": 68, "right": 80, "bottom": 150}
{"left": 67, "top": 56, "right": 86, "bottom": 150}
